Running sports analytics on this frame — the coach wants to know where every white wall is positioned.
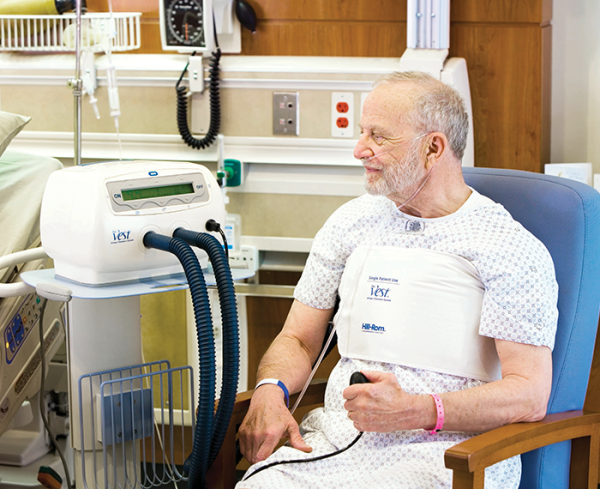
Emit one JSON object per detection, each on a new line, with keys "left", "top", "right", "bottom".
{"left": 551, "top": 0, "right": 600, "bottom": 176}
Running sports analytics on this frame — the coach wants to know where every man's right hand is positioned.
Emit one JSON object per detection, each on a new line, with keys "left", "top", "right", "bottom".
{"left": 238, "top": 384, "right": 312, "bottom": 464}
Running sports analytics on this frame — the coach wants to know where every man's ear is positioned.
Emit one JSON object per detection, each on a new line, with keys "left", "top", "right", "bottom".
{"left": 425, "top": 133, "right": 447, "bottom": 166}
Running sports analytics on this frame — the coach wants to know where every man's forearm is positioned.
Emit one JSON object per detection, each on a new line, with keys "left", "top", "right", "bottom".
{"left": 254, "top": 299, "right": 334, "bottom": 395}
{"left": 345, "top": 340, "right": 553, "bottom": 434}
{"left": 425, "top": 342, "right": 552, "bottom": 434}
{"left": 435, "top": 372, "right": 550, "bottom": 432}
{"left": 238, "top": 300, "right": 333, "bottom": 464}
{"left": 256, "top": 333, "right": 316, "bottom": 395}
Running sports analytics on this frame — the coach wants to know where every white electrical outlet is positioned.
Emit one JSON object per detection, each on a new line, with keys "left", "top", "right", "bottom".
{"left": 331, "top": 92, "right": 354, "bottom": 138}
{"left": 228, "top": 245, "right": 259, "bottom": 272}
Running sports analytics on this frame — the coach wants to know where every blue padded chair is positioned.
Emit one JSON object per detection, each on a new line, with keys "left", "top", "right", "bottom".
{"left": 213, "top": 168, "right": 600, "bottom": 489}
{"left": 444, "top": 167, "right": 600, "bottom": 488}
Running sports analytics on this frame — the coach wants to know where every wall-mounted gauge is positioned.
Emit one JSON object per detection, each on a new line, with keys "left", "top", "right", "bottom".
{"left": 159, "top": 0, "right": 214, "bottom": 53}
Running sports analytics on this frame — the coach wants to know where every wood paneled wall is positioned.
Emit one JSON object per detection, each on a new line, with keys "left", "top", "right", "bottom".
{"left": 87, "top": 0, "right": 551, "bottom": 173}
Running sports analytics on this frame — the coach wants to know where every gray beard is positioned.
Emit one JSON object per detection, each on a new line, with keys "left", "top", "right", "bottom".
{"left": 364, "top": 142, "right": 422, "bottom": 197}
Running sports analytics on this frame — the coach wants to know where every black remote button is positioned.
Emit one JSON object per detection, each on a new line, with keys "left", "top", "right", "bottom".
{"left": 350, "top": 371, "right": 369, "bottom": 385}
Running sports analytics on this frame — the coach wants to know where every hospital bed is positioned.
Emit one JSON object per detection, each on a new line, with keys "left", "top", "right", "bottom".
{"left": 0, "top": 148, "right": 67, "bottom": 487}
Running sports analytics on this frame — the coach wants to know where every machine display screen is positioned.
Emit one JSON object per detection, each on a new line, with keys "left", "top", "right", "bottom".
{"left": 121, "top": 182, "right": 194, "bottom": 201}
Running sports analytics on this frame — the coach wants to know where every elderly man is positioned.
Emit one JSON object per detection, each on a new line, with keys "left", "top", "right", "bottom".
{"left": 236, "top": 71, "right": 558, "bottom": 489}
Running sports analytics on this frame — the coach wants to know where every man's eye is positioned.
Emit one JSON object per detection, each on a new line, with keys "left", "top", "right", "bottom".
{"left": 373, "top": 135, "right": 386, "bottom": 143}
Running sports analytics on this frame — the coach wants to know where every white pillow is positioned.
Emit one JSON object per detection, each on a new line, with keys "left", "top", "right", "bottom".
{"left": 0, "top": 111, "right": 31, "bottom": 157}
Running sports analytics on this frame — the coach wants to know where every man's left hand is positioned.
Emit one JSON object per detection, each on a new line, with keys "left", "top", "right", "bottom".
{"left": 342, "top": 370, "right": 434, "bottom": 432}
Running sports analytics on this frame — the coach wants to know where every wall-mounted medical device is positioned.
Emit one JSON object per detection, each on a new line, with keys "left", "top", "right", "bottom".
{"left": 159, "top": 0, "right": 215, "bottom": 53}
{"left": 40, "top": 160, "right": 224, "bottom": 285}
{"left": 159, "top": 0, "right": 244, "bottom": 54}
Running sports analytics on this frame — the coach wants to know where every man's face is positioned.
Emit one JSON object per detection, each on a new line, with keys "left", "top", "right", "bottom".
{"left": 363, "top": 138, "right": 422, "bottom": 197}
{"left": 354, "top": 84, "right": 425, "bottom": 199}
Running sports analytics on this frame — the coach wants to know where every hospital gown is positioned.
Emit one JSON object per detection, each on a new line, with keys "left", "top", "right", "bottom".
{"left": 238, "top": 190, "right": 558, "bottom": 489}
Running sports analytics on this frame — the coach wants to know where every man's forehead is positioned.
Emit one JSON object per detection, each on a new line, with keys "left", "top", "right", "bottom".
{"left": 372, "top": 80, "right": 421, "bottom": 100}
{"left": 366, "top": 85, "right": 415, "bottom": 114}
{"left": 361, "top": 89, "right": 414, "bottom": 131}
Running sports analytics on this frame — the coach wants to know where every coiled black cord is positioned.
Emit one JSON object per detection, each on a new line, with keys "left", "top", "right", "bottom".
{"left": 176, "top": 49, "right": 222, "bottom": 150}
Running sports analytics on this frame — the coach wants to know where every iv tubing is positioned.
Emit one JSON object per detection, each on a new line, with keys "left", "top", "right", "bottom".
{"left": 74, "top": 0, "right": 83, "bottom": 165}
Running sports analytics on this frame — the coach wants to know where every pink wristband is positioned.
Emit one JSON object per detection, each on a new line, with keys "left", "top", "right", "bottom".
{"left": 429, "top": 394, "right": 444, "bottom": 434}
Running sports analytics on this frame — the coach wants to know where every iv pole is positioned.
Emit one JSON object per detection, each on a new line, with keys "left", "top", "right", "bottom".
{"left": 69, "top": 0, "right": 83, "bottom": 166}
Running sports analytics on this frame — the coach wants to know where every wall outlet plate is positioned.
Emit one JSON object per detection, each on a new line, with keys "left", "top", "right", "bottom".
{"left": 229, "top": 245, "right": 259, "bottom": 272}
{"left": 273, "top": 92, "right": 299, "bottom": 135}
{"left": 332, "top": 92, "right": 354, "bottom": 138}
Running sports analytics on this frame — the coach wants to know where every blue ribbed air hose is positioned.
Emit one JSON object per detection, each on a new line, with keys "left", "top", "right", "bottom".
{"left": 142, "top": 232, "right": 215, "bottom": 489}
{"left": 173, "top": 228, "right": 240, "bottom": 467}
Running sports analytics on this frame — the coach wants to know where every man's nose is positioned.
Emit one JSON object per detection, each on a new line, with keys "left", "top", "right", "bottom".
{"left": 354, "top": 136, "right": 374, "bottom": 160}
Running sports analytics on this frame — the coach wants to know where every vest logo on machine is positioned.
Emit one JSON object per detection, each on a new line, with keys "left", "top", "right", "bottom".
{"left": 361, "top": 322, "right": 386, "bottom": 334}
{"left": 111, "top": 230, "right": 133, "bottom": 244}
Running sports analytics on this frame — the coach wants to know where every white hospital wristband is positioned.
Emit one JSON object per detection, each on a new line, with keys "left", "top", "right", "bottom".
{"left": 255, "top": 378, "right": 290, "bottom": 408}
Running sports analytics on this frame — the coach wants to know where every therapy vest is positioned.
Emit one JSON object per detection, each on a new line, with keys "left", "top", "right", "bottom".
{"left": 334, "top": 246, "right": 502, "bottom": 382}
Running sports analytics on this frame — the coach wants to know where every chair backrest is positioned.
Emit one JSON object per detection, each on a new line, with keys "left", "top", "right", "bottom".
{"left": 463, "top": 167, "right": 600, "bottom": 489}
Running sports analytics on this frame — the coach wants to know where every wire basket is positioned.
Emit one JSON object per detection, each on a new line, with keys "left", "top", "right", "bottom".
{"left": 78, "top": 360, "right": 195, "bottom": 489}
{"left": 0, "top": 12, "right": 141, "bottom": 52}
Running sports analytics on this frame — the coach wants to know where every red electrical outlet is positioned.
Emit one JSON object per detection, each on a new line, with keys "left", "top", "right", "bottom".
{"left": 336, "top": 117, "right": 349, "bottom": 128}
{"left": 332, "top": 92, "right": 354, "bottom": 137}
{"left": 336, "top": 102, "right": 349, "bottom": 113}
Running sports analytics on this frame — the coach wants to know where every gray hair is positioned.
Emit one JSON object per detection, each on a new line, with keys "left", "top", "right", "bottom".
{"left": 373, "top": 71, "right": 469, "bottom": 160}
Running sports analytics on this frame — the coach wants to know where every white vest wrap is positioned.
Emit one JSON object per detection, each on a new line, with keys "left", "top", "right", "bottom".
{"left": 334, "top": 246, "right": 502, "bottom": 382}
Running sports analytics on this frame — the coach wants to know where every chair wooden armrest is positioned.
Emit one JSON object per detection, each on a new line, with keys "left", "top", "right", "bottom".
{"left": 444, "top": 410, "right": 600, "bottom": 489}
{"left": 207, "top": 379, "right": 328, "bottom": 489}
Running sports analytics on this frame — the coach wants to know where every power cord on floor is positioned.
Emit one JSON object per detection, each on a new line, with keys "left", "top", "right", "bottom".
{"left": 38, "top": 298, "right": 73, "bottom": 489}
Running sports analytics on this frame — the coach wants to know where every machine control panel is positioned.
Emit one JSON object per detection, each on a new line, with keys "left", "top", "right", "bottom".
{"left": 106, "top": 171, "right": 210, "bottom": 213}
{"left": 4, "top": 294, "right": 43, "bottom": 365}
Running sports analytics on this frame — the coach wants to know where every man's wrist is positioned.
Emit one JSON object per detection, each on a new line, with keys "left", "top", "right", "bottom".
{"left": 255, "top": 378, "right": 290, "bottom": 408}
{"left": 428, "top": 394, "right": 445, "bottom": 434}
{"left": 418, "top": 393, "right": 444, "bottom": 433}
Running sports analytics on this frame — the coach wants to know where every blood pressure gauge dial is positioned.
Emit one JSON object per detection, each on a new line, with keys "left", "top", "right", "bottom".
{"left": 160, "top": 0, "right": 214, "bottom": 53}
